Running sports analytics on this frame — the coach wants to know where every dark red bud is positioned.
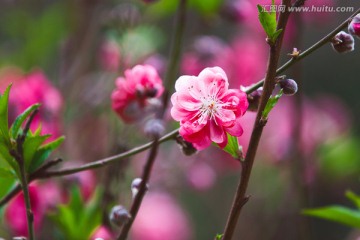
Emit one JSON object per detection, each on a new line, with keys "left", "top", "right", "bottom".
{"left": 278, "top": 79, "right": 298, "bottom": 96}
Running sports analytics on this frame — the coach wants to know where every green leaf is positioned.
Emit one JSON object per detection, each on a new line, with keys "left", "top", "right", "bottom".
{"left": 190, "top": 0, "right": 223, "bottom": 16}
{"left": 23, "top": 135, "right": 49, "bottom": 172}
{"left": 216, "top": 233, "right": 224, "bottom": 240}
{"left": 262, "top": 90, "right": 283, "bottom": 119}
{"left": 223, "top": 134, "right": 242, "bottom": 159}
{"left": 10, "top": 103, "right": 40, "bottom": 139}
{"left": 0, "top": 84, "right": 12, "bottom": 147}
{"left": 0, "top": 167, "right": 17, "bottom": 179}
{"left": 272, "top": 29, "right": 283, "bottom": 42}
{"left": 257, "top": 0, "right": 282, "bottom": 43}
{"left": 303, "top": 205, "right": 360, "bottom": 228}
{"left": 346, "top": 191, "right": 360, "bottom": 209}
{"left": 0, "top": 177, "right": 16, "bottom": 203}
{"left": 0, "top": 136, "right": 19, "bottom": 177}
{"left": 29, "top": 136, "right": 64, "bottom": 173}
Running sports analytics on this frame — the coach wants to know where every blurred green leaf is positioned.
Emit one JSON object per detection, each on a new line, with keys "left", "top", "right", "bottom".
{"left": 303, "top": 206, "right": 360, "bottom": 228}
{"left": 0, "top": 85, "right": 11, "bottom": 147}
{"left": 0, "top": 167, "right": 16, "bottom": 179}
{"left": 223, "top": 134, "right": 242, "bottom": 159}
{"left": 29, "top": 136, "right": 64, "bottom": 173}
{"left": 216, "top": 233, "right": 224, "bottom": 240}
{"left": 0, "top": 177, "right": 16, "bottom": 204}
{"left": 10, "top": 103, "right": 40, "bottom": 139}
{"left": 346, "top": 191, "right": 360, "bottom": 209}
{"left": 50, "top": 186, "right": 102, "bottom": 239}
{"left": 23, "top": 135, "right": 49, "bottom": 171}
{"left": 319, "top": 137, "right": 360, "bottom": 179}
{"left": 1, "top": 4, "right": 68, "bottom": 70}
{"left": 262, "top": 89, "right": 283, "bottom": 119}
{"left": 120, "top": 26, "right": 164, "bottom": 66}
{"left": 190, "top": 0, "right": 224, "bottom": 16}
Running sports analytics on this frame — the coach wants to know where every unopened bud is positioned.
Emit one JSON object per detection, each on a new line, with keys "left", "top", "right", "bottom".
{"left": 109, "top": 205, "right": 131, "bottom": 227}
{"left": 176, "top": 135, "right": 197, "bottom": 156}
{"left": 144, "top": 119, "right": 165, "bottom": 138}
{"left": 331, "top": 31, "right": 355, "bottom": 54}
{"left": 131, "top": 178, "right": 149, "bottom": 198}
{"left": 348, "top": 14, "right": 360, "bottom": 39}
{"left": 247, "top": 88, "right": 263, "bottom": 111}
{"left": 278, "top": 79, "right": 298, "bottom": 96}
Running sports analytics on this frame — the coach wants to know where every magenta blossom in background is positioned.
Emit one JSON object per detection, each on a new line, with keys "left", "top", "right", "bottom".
{"left": 131, "top": 192, "right": 192, "bottom": 240}
{"left": 171, "top": 67, "right": 248, "bottom": 150}
{"left": 5, "top": 182, "right": 61, "bottom": 236}
{"left": 111, "top": 64, "right": 164, "bottom": 123}
{"left": 90, "top": 226, "right": 113, "bottom": 240}
{"left": 0, "top": 67, "right": 63, "bottom": 138}
{"left": 99, "top": 39, "right": 121, "bottom": 72}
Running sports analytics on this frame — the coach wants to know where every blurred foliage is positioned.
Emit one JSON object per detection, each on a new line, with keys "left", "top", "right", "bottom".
{"left": 319, "top": 136, "right": 360, "bottom": 179}
{"left": 49, "top": 187, "right": 102, "bottom": 239}
{"left": 303, "top": 191, "right": 360, "bottom": 229}
{"left": 0, "top": 85, "right": 64, "bottom": 199}
{"left": 0, "top": 3, "right": 68, "bottom": 71}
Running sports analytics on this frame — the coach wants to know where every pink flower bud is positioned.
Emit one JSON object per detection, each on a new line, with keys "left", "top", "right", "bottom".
{"left": 348, "top": 14, "right": 360, "bottom": 39}
{"left": 109, "top": 205, "right": 131, "bottom": 227}
{"left": 331, "top": 31, "right": 355, "bottom": 54}
{"left": 278, "top": 79, "right": 298, "bottom": 96}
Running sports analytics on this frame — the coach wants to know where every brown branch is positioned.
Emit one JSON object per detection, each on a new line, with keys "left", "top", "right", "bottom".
{"left": 221, "top": 0, "right": 292, "bottom": 239}
{"left": 117, "top": 138, "right": 160, "bottom": 240}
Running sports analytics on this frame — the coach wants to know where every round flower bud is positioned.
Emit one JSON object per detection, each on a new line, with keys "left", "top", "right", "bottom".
{"left": 109, "top": 205, "right": 131, "bottom": 227}
{"left": 247, "top": 88, "right": 263, "bottom": 112}
{"left": 175, "top": 136, "right": 197, "bottom": 156}
{"left": 331, "top": 31, "right": 355, "bottom": 54}
{"left": 131, "top": 178, "right": 149, "bottom": 199}
{"left": 278, "top": 79, "right": 298, "bottom": 96}
{"left": 144, "top": 119, "right": 165, "bottom": 138}
{"left": 348, "top": 14, "right": 360, "bottom": 39}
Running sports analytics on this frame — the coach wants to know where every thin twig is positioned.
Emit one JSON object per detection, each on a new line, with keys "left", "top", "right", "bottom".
{"left": 117, "top": 138, "right": 159, "bottom": 240}
{"left": 222, "top": 0, "right": 293, "bottom": 239}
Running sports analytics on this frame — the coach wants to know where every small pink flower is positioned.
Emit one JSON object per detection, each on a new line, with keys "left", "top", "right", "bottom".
{"left": 111, "top": 65, "right": 164, "bottom": 123}
{"left": 171, "top": 67, "right": 248, "bottom": 150}
{"left": 99, "top": 39, "right": 121, "bottom": 72}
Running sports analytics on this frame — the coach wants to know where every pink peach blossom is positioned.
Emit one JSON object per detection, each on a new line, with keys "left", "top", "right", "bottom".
{"left": 171, "top": 67, "right": 248, "bottom": 150}
{"left": 111, "top": 65, "right": 164, "bottom": 123}
{"left": 0, "top": 67, "right": 63, "bottom": 138}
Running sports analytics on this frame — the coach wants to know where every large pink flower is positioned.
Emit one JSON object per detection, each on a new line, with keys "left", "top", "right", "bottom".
{"left": 111, "top": 64, "right": 164, "bottom": 123}
{"left": 171, "top": 67, "right": 248, "bottom": 150}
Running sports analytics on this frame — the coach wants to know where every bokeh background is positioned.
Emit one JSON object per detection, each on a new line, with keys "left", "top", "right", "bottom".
{"left": 1, "top": 0, "right": 360, "bottom": 239}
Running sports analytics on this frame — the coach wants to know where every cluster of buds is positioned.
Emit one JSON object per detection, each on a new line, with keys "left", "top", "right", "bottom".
{"left": 331, "top": 13, "right": 360, "bottom": 54}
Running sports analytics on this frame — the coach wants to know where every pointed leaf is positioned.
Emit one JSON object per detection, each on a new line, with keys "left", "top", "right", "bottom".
{"left": 346, "top": 191, "right": 360, "bottom": 209}
{"left": 257, "top": 4, "right": 277, "bottom": 40}
{"left": 0, "top": 167, "right": 17, "bottom": 179}
{"left": 223, "top": 134, "right": 242, "bottom": 159}
{"left": 0, "top": 84, "right": 12, "bottom": 147}
{"left": 10, "top": 103, "right": 40, "bottom": 139}
{"left": 303, "top": 205, "right": 360, "bottom": 228}
{"left": 271, "top": 29, "right": 283, "bottom": 43}
{"left": 0, "top": 177, "right": 16, "bottom": 202}
{"left": 23, "top": 135, "right": 49, "bottom": 172}
{"left": 262, "top": 89, "right": 283, "bottom": 119}
{"left": 29, "top": 136, "right": 64, "bottom": 173}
